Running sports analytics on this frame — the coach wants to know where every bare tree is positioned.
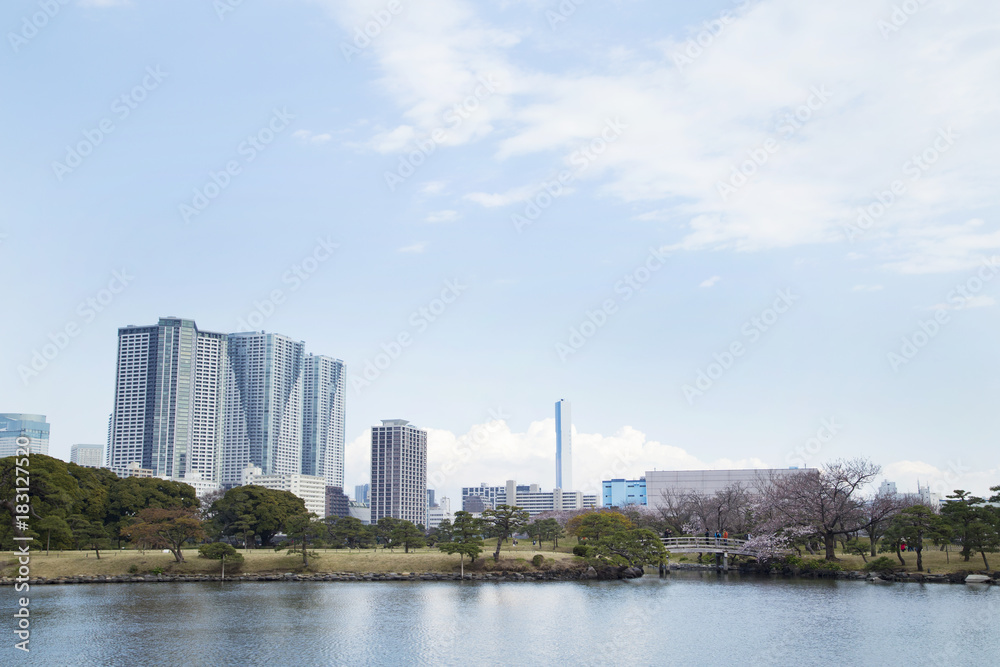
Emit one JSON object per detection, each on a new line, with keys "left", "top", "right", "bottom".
{"left": 654, "top": 488, "right": 693, "bottom": 534}
{"left": 683, "top": 484, "right": 752, "bottom": 535}
{"left": 763, "top": 458, "right": 881, "bottom": 560}
{"left": 861, "top": 490, "right": 906, "bottom": 557}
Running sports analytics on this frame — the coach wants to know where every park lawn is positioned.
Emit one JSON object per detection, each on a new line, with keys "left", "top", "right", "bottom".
{"left": 666, "top": 546, "right": 996, "bottom": 575}
{"left": 1, "top": 546, "right": 577, "bottom": 579}
{"left": 818, "top": 546, "right": 997, "bottom": 574}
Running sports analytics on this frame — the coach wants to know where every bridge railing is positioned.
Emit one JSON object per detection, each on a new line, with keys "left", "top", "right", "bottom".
{"left": 661, "top": 536, "right": 747, "bottom": 551}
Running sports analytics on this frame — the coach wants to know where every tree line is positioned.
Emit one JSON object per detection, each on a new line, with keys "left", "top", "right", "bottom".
{"left": 607, "top": 458, "right": 1000, "bottom": 570}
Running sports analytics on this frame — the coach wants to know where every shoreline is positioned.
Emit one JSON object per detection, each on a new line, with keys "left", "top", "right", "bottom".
{"left": 5, "top": 565, "right": 996, "bottom": 586}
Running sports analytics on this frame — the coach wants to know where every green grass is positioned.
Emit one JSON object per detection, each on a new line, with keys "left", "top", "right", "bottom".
{"left": 1, "top": 545, "right": 578, "bottom": 578}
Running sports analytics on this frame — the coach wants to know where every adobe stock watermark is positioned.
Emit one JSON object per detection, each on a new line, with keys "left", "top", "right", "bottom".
{"left": 842, "top": 127, "right": 958, "bottom": 243}
{"left": 546, "top": 0, "right": 586, "bottom": 30}
{"left": 18, "top": 269, "right": 134, "bottom": 386}
{"left": 923, "top": 459, "right": 972, "bottom": 499}
{"left": 578, "top": 448, "right": 641, "bottom": 502}
{"left": 179, "top": 108, "right": 295, "bottom": 223}
{"left": 786, "top": 417, "right": 842, "bottom": 468}
{"left": 877, "top": 0, "right": 931, "bottom": 39}
{"left": 12, "top": 437, "right": 31, "bottom": 653}
{"left": 235, "top": 236, "right": 339, "bottom": 332}
{"left": 340, "top": 0, "right": 405, "bottom": 61}
{"left": 555, "top": 246, "right": 669, "bottom": 362}
{"left": 7, "top": 0, "right": 71, "bottom": 53}
{"left": 350, "top": 279, "right": 468, "bottom": 393}
{"left": 512, "top": 116, "right": 627, "bottom": 233}
{"left": 683, "top": 288, "right": 799, "bottom": 404}
{"left": 671, "top": 0, "right": 751, "bottom": 72}
{"left": 214, "top": 0, "right": 247, "bottom": 21}
{"left": 886, "top": 256, "right": 1000, "bottom": 372}
{"left": 427, "top": 408, "right": 511, "bottom": 488}
{"left": 717, "top": 85, "right": 831, "bottom": 202}
{"left": 384, "top": 75, "right": 500, "bottom": 192}
{"left": 51, "top": 66, "right": 168, "bottom": 181}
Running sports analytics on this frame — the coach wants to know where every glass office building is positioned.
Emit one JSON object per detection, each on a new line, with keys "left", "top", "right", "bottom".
{"left": 0, "top": 413, "right": 50, "bottom": 457}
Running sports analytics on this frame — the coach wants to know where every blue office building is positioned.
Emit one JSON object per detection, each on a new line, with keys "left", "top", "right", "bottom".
{"left": 0, "top": 413, "right": 50, "bottom": 457}
{"left": 602, "top": 478, "right": 647, "bottom": 507}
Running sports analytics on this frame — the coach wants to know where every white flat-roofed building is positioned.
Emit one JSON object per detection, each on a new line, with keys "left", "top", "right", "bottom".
{"left": 427, "top": 496, "right": 452, "bottom": 530}
{"left": 645, "top": 468, "right": 817, "bottom": 507}
{"left": 461, "top": 483, "right": 506, "bottom": 512}
{"left": 158, "top": 469, "right": 221, "bottom": 498}
{"left": 242, "top": 465, "right": 326, "bottom": 517}
{"left": 70, "top": 444, "right": 104, "bottom": 468}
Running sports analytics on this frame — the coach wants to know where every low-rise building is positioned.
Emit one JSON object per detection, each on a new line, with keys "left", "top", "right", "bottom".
{"left": 461, "top": 483, "right": 505, "bottom": 512}
{"left": 645, "top": 468, "right": 817, "bottom": 508}
{"left": 165, "top": 469, "right": 221, "bottom": 498}
{"left": 242, "top": 465, "right": 326, "bottom": 517}
{"left": 348, "top": 501, "right": 371, "bottom": 525}
{"left": 427, "top": 496, "right": 452, "bottom": 530}
{"left": 70, "top": 444, "right": 104, "bottom": 468}
{"left": 110, "top": 462, "right": 155, "bottom": 478}
{"left": 461, "top": 480, "right": 597, "bottom": 516}
{"left": 602, "top": 478, "right": 647, "bottom": 507}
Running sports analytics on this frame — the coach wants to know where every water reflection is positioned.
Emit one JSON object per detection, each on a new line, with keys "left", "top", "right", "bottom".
{"left": 13, "top": 574, "right": 998, "bottom": 666}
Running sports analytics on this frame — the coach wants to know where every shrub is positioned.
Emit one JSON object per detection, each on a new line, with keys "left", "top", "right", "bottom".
{"left": 800, "top": 559, "right": 842, "bottom": 572}
{"left": 572, "top": 545, "right": 594, "bottom": 558}
{"left": 198, "top": 542, "right": 244, "bottom": 564}
{"left": 532, "top": 555, "right": 544, "bottom": 567}
{"left": 864, "top": 556, "right": 898, "bottom": 573}
{"left": 127, "top": 564, "right": 139, "bottom": 574}
{"left": 783, "top": 555, "right": 803, "bottom": 568}
{"left": 150, "top": 567, "right": 164, "bottom": 575}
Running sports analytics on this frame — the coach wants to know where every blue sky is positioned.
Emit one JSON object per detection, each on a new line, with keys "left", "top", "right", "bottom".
{"left": 2, "top": 0, "right": 999, "bottom": 503}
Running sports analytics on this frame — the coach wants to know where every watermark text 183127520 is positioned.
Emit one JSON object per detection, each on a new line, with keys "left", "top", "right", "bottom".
{"left": 12, "top": 436, "right": 32, "bottom": 652}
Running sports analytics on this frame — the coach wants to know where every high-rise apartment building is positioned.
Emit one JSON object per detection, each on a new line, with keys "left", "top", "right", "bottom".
{"left": 110, "top": 318, "right": 346, "bottom": 491}
{"left": 370, "top": 419, "right": 427, "bottom": 527}
{"left": 0, "top": 413, "right": 49, "bottom": 457}
{"left": 108, "top": 318, "right": 226, "bottom": 481}
{"left": 70, "top": 444, "right": 104, "bottom": 468}
{"left": 222, "top": 332, "right": 305, "bottom": 487}
{"left": 555, "top": 399, "right": 572, "bottom": 491}
{"left": 302, "top": 354, "right": 346, "bottom": 488}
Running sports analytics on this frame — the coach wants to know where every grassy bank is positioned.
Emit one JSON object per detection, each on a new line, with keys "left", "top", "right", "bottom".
{"left": 5, "top": 541, "right": 994, "bottom": 579}
{"left": 677, "top": 547, "right": 996, "bottom": 575}
{"left": 2, "top": 545, "right": 577, "bottom": 579}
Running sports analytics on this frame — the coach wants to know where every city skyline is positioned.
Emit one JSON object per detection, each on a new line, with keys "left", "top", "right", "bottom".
{"left": 107, "top": 316, "right": 345, "bottom": 491}
{"left": 3, "top": 0, "right": 998, "bottom": 508}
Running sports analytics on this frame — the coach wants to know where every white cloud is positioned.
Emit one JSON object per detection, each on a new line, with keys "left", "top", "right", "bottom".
{"left": 699, "top": 275, "right": 721, "bottom": 288}
{"left": 883, "top": 460, "right": 998, "bottom": 499}
{"left": 929, "top": 294, "right": 996, "bottom": 311}
{"left": 425, "top": 209, "right": 459, "bottom": 223}
{"left": 346, "top": 417, "right": 773, "bottom": 501}
{"left": 421, "top": 180, "right": 448, "bottom": 195}
{"left": 292, "top": 130, "right": 333, "bottom": 144}
{"left": 397, "top": 241, "right": 427, "bottom": 253}
{"left": 463, "top": 183, "right": 546, "bottom": 208}
{"left": 319, "top": 0, "right": 1000, "bottom": 273}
